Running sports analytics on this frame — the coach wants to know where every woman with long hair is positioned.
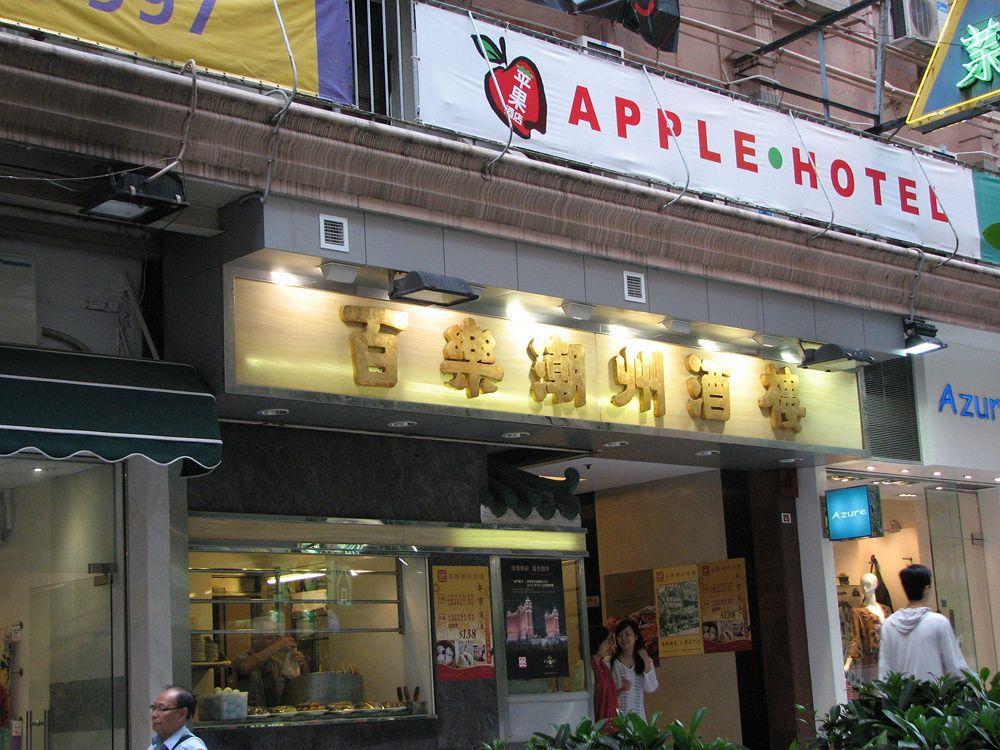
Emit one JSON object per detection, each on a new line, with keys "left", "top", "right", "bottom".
{"left": 611, "top": 618, "right": 658, "bottom": 720}
{"left": 589, "top": 625, "right": 617, "bottom": 723}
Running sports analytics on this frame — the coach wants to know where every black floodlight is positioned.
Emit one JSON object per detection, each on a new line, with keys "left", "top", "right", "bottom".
{"left": 903, "top": 318, "right": 947, "bottom": 355}
{"left": 800, "top": 343, "right": 877, "bottom": 371}
{"left": 81, "top": 171, "right": 189, "bottom": 225}
{"left": 389, "top": 271, "right": 479, "bottom": 307}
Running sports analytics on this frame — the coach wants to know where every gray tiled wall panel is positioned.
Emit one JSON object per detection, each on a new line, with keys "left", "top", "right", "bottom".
{"left": 647, "top": 269, "right": 710, "bottom": 321}
{"left": 443, "top": 229, "right": 518, "bottom": 289}
{"left": 707, "top": 279, "right": 763, "bottom": 331}
{"left": 583, "top": 256, "right": 649, "bottom": 310}
{"left": 365, "top": 214, "right": 444, "bottom": 272}
{"left": 515, "top": 242, "right": 586, "bottom": 300}
{"left": 762, "top": 290, "right": 817, "bottom": 341}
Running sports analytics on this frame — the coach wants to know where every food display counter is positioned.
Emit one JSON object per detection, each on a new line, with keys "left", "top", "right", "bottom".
{"left": 188, "top": 548, "right": 434, "bottom": 729}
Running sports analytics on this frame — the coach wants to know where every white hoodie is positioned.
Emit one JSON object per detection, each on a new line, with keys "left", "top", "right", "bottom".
{"left": 878, "top": 607, "right": 968, "bottom": 681}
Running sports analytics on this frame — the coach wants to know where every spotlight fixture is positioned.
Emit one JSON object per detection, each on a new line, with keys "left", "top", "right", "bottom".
{"left": 903, "top": 318, "right": 947, "bottom": 355}
{"left": 963, "top": 475, "right": 973, "bottom": 480}
{"left": 697, "top": 339, "right": 720, "bottom": 352}
{"left": 257, "top": 408, "right": 290, "bottom": 417}
{"left": 389, "top": 270, "right": 479, "bottom": 307}
{"left": 81, "top": 170, "right": 189, "bottom": 224}
{"left": 320, "top": 261, "right": 359, "bottom": 284}
{"left": 661, "top": 318, "right": 693, "bottom": 335}
{"left": 800, "top": 343, "right": 876, "bottom": 371}
{"left": 932, "top": 471, "right": 942, "bottom": 476}
{"left": 866, "top": 465, "right": 876, "bottom": 471}
{"left": 560, "top": 301, "right": 595, "bottom": 321}
{"left": 900, "top": 468, "right": 910, "bottom": 474}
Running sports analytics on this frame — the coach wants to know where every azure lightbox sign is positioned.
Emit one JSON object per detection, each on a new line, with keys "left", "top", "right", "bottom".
{"left": 825, "top": 484, "right": 881, "bottom": 541}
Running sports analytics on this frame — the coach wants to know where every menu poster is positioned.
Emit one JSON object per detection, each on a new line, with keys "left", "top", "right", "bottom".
{"left": 501, "top": 558, "right": 569, "bottom": 679}
{"left": 603, "top": 569, "right": 659, "bottom": 666}
{"left": 432, "top": 565, "right": 495, "bottom": 681}
{"left": 698, "top": 559, "right": 752, "bottom": 653}
{"left": 653, "top": 564, "right": 704, "bottom": 658}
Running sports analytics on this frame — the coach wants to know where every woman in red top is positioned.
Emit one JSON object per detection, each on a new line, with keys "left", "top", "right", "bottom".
{"left": 590, "top": 626, "right": 617, "bottom": 724}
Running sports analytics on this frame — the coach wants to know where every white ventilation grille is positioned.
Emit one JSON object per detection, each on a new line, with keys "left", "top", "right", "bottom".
{"left": 319, "top": 214, "right": 349, "bottom": 253}
{"left": 623, "top": 271, "right": 646, "bottom": 303}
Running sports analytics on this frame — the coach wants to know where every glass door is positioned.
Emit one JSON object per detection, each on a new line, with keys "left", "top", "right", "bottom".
{"left": 0, "top": 459, "right": 121, "bottom": 750}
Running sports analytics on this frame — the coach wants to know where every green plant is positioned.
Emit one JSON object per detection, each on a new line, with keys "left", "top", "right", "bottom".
{"left": 801, "top": 670, "right": 1000, "bottom": 750}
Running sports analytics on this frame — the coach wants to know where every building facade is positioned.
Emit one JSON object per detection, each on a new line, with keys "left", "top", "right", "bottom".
{"left": 0, "top": 0, "right": 997, "bottom": 748}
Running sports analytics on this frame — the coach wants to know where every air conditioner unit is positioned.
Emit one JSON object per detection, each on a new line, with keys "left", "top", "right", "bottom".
{"left": 573, "top": 36, "right": 625, "bottom": 61}
{"left": 890, "top": 0, "right": 949, "bottom": 54}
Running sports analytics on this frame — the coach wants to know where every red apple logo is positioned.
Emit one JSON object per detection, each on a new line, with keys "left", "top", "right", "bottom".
{"left": 472, "top": 34, "right": 547, "bottom": 139}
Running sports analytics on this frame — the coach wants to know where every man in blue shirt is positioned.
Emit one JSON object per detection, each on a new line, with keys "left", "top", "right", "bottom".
{"left": 148, "top": 686, "right": 207, "bottom": 750}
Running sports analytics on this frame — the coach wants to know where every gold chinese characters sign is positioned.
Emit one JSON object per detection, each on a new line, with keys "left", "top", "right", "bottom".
{"left": 231, "top": 278, "right": 862, "bottom": 449}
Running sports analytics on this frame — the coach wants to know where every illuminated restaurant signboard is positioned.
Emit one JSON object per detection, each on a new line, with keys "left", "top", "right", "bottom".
{"left": 228, "top": 277, "right": 864, "bottom": 449}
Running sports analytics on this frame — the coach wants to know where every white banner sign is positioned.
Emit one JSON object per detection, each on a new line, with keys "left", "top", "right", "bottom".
{"left": 414, "top": 4, "right": 980, "bottom": 258}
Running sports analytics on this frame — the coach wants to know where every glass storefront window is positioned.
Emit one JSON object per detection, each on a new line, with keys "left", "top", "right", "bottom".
{"left": 188, "top": 549, "right": 433, "bottom": 722}
{"left": 0, "top": 459, "right": 124, "bottom": 749}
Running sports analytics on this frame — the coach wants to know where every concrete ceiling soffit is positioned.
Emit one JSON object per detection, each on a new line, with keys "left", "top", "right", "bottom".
{"left": 0, "top": 35, "right": 997, "bottom": 331}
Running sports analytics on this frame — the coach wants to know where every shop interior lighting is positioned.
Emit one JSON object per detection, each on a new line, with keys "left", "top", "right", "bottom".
{"left": 319, "top": 261, "right": 359, "bottom": 284}
{"left": 81, "top": 170, "right": 189, "bottom": 224}
{"left": 661, "top": 318, "right": 692, "bottom": 335}
{"left": 932, "top": 471, "right": 942, "bottom": 476}
{"left": 560, "top": 301, "right": 594, "bottom": 321}
{"left": 697, "top": 338, "right": 720, "bottom": 352}
{"left": 899, "top": 493, "right": 918, "bottom": 497}
{"left": 865, "top": 465, "right": 876, "bottom": 471}
{"left": 779, "top": 457, "right": 803, "bottom": 463}
{"left": 780, "top": 348, "right": 803, "bottom": 364}
{"left": 752, "top": 334, "right": 783, "bottom": 348}
{"left": 800, "top": 343, "right": 876, "bottom": 371}
{"left": 994, "top": 477, "right": 1000, "bottom": 482}
{"left": 501, "top": 431, "right": 531, "bottom": 439}
{"left": 900, "top": 468, "right": 910, "bottom": 473}
{"left": 964, "top": 475, "right": 973, "bottom": 480}
{"left": 695, "top": 449, "right": 720, "bottom": 456}
{"left": 601, "top": 440, "right": 630, "bottom": 448}
{"left": 387, "top": 420, "right": 418, "bottom": 428}
{"left": 266, "top": 572, "right": 325, "bottom": 585}
{"left": 903, "top": 318, "right": 947, "bottom": 355}
{"left": 389, "top": 270, "right": 479, "bottom": 307}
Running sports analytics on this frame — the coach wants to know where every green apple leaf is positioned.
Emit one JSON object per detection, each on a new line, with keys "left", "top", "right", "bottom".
{"left": 471, "top": 34, "right": 506, "bottom": 64}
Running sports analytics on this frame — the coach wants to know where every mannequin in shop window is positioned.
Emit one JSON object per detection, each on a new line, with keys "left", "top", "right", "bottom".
{"left": 844, "top": 572, "right": 892, "bottom": 673}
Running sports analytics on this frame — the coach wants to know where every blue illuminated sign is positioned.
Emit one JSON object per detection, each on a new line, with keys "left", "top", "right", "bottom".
{"left": 826, "top": 485, "right": 873, "bottom": 541}
{"left": 937, "top": 383, "right": 1000, "bottom": 420}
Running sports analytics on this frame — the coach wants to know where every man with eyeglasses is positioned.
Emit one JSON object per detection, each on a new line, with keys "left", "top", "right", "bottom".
{"left": 148, "top": 686, "right": 207, "bottom": 750}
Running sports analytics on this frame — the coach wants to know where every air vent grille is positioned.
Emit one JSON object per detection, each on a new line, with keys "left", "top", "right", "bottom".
{"left": 623, "top": 271, "right": 646, "bottom": 303}
{"left": 862, "top": 358, "right": 921, "bottom": 461}
{"left": 319, "top": 214, "right": 349, "bottom": 253}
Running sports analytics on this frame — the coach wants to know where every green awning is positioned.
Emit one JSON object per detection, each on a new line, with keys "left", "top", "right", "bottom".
{"left": 0, "top": 346, "right": 221, "bottom": 474}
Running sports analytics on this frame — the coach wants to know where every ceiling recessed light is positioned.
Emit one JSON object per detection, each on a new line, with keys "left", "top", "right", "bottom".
{"left": 932, "top": 471, "right": 942, "bottom": 476}
{"left": 695, "top": 449, "right": 720, "bottom": 456}
{"left": 865, "top": 465, "right": 876, "bottom": 471}
{"left": 994, "top": 477, "right": 1000, "bottom": 483}
{"left": 900, "top": 468, "right": 910, "bottom": 474}
{"left": 899, "top": 493, "right": 917, "bottom": 497}
{"left": 778, "top": 457, "right": 803, "bottom": 463}
{"left": 601, "top": 440, "right": 630, "bottom": 448}
{"left": 841, "top": 478, "right": 850, "bottom": 483}
{"left": 697, "top": 339, "right": 720, "bottom": 352}
{"left": 501, "top": 431, "right": 530, "bottom": 439}
{"left": 963, "top": 475, "right": 973, "bottom": 480}
{"left": 33, "top": 467, "right": 44, "bottom": 473}
{"left": 935, "top": 486, "right": 944, "bottom": 490}
{"left": 388, "top": 420, "right": 418, "bottom": 428}
{"left": 257, "top": 408, "right": 289, "bottom": 417}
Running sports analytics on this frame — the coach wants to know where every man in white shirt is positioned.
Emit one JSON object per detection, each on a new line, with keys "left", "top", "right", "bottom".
{"left": 878, "top": 564, "right": 968, "bottom": 682}
{"left": 147, "top": 685, "right": 207, "bottom": 750}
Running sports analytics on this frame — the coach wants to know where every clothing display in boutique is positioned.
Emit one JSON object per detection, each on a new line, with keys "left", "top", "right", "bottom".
{"left": 844, "top": 572, "right": 892, "bottom": 690}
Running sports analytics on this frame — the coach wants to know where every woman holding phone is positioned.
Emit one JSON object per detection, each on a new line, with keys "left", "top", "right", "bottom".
{"left": 611, "top": 618, "right": 658, "bottom": 720}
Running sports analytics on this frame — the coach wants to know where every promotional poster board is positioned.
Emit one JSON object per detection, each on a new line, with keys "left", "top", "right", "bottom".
{"left": 414, "top": 2, "right": 990, "bottom": 260}
{"left": 0, "top": 0, "right": 353, "bottom": 103}
{"left": 432, "top": 565, "right": 495, "bottom": 681}
{"left": 653, "top": 564, "right": 703, "bottom": 657}
{"left": 697, "top": 559, "right": 752, "bottom": 654}
{"left": 501, "top": 558, "right": 569, "bottom": 679}
{"left": 652, "top": 559, "right": 752, "bottom": 657}
{"left": 603, "top": 569, "right": 659, "bottom": 664}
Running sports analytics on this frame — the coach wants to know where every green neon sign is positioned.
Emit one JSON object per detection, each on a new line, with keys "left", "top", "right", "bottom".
{"left": 958, "top": 17, "right": 1000, "bottom": 89}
